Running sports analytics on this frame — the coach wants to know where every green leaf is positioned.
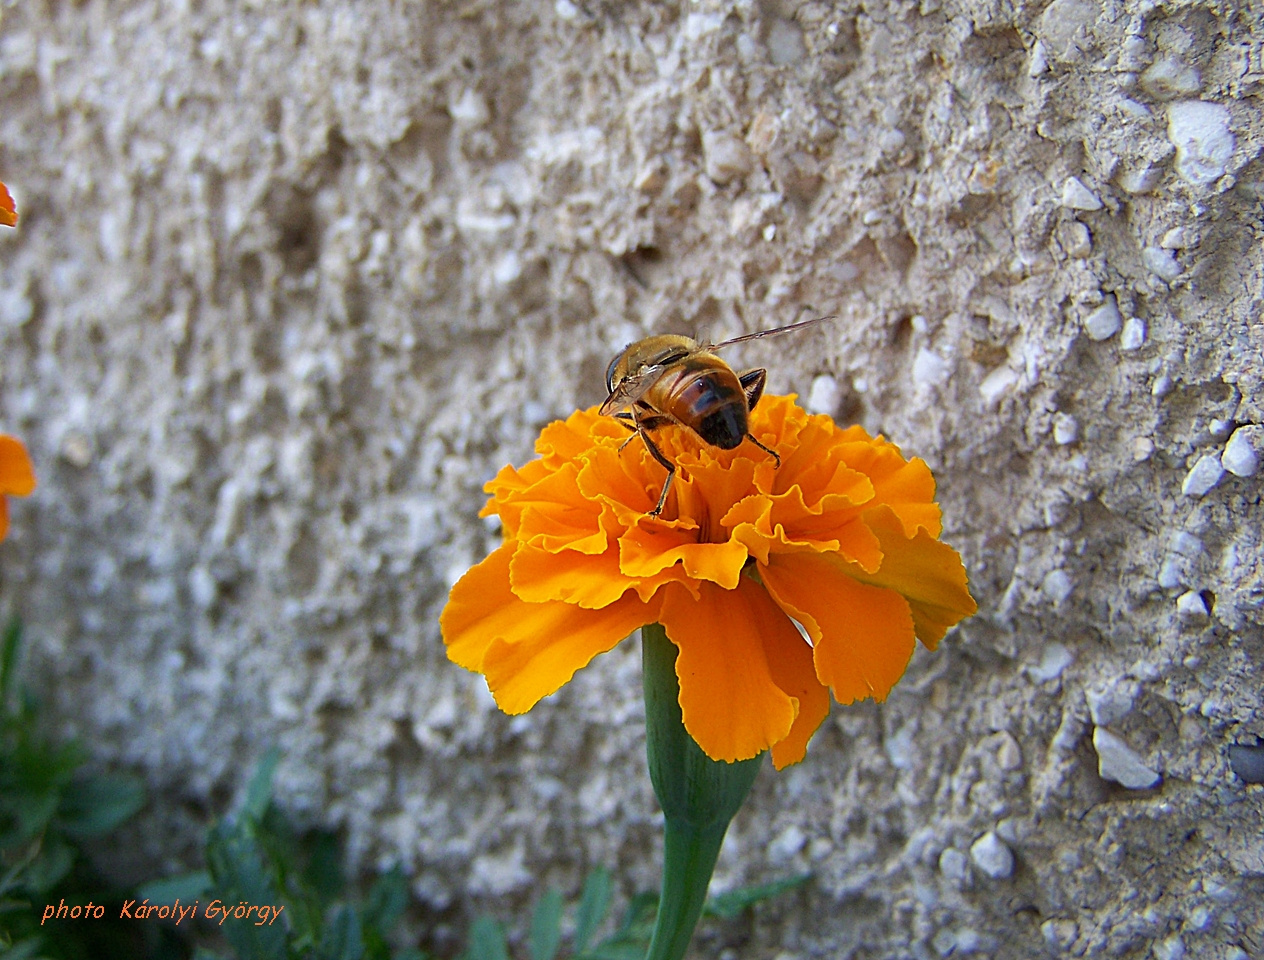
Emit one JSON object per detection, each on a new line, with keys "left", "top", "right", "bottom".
{"left": 0, "top": 617, "right": 20, "bottom": 709}
{"left": 18, "top": 838, "right": 74, "bottom": 893}
{"left": 0, "top": 937, "right": 47, "bottom": 960}
{"left": 57, "top": 773, "right": 145, "bottom": 838}
{"left": 529, "top": 888, "right": 563, "bottom": 960}
{"left": 573, "top": 866, "right": 612, "bottom": 953}
{"left": 303, "top": 829, "right": 345, "bottom": 905}
{"left": 320, "top": 903, "right": 365, "bottom": 960}
{"left": 137, "top": 870, "right": 213, "bottom": 905}
{"left": 363, "top": 865, "right": 408, "bottom": 932}
{"left": 704, "top": 872, "right": 811, "bottom": 919}
{"left": 613, "top": 891, "right": 659, "bottom": 938}
{"left": 0, "top": 838, "right": 41, "bottom": 898}
{"left": 464, "top": 915, "right": 508, "bottom": 960}
{"left": 241, "top": 746, "right": 282, "bottom": 823}
{"left": 205, "top": 824, "right": 288, "bottom": 960}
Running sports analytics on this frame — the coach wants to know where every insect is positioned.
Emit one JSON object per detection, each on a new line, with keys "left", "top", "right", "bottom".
{"left": 599, "top": 315, "right": 834, "bottom": 516}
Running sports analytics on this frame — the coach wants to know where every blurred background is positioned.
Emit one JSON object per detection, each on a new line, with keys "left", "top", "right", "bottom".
{"left": 0, "top": 0, "right": 1261, "bottom": 957}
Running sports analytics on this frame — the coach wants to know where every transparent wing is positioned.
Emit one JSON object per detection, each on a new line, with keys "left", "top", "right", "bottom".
{"left": 708, "top": 314, "right": 836, "bottom": 351}
{"left": 598, "top": 364, "right": 671, "bottom": 415}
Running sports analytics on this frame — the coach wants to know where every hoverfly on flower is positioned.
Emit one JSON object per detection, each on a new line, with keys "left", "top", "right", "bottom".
{"left": 600, "top": 316, "right": 833, "bottom": 515}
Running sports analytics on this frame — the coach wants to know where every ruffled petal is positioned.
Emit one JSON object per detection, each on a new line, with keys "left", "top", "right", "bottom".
{"left": 619, "top": 522, "right": 748, "bottom": 590}
{"left": 442, "top": 543, "right": 524, "bottom": 672}
{"left": 762, "top": 612, "right": 832, "bottom": 770}
{"left": 671, "top": 453, "right": 758, "bottom": 541}
{"left": 513, "top": 466, "right": 609, "bottom": 554}
{"left": 850, "top": 505, "right": 977, "bottom": 646}
{"left": 760, "top": 552, "right": 916, "bottom": 705}
{"left": 836, "top": 432, "right": 941, "bottom": 537}
{"left": 481, "top": 588, "right": 657, "bottom": 714}
{"left": 535, "top": 409, "right": 611, "bottom": 466}
{"left": 576, "top": 440, "right": 664, "bottom": 519}
{"left": 660, "top": 579, "right": 798, "bottom": 763}
{"left": 724, "top": 486, "right": 883, "bottom": 571}
{"left": 482, "top": 459, "right": 555, "bottom": 534}
{"left": 511, "top": 541, "right": 646, "bottom": 608}
{"left": 443, "top": 542, "right": 659, "bottom": 713}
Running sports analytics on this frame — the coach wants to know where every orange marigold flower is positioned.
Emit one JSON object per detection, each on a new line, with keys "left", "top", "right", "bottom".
{"left": 442, "top": 395, "right": 976, "bottom": 769}
{"left": 0, "top": 434, "right": 36, "bottom": 541}
{"left": 0, "top": 181, "right": 17, "bottom": 227}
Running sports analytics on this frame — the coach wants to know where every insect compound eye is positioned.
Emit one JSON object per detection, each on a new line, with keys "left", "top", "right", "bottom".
{"left": 605, "top": 354, "right": 622, "bottom": 391}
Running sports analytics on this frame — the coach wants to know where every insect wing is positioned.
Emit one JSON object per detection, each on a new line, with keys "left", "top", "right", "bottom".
{"left": 708, "top": 314, "right": 835, "bottom": 351}
{"left": 598, "top": 363, "right": 671, "bottom": 415}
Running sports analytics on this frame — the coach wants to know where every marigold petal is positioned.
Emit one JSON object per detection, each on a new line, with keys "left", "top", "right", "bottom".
{"left": 762, "top": 613, "right": 831, "bottom": 770}
{"left": 671, "top": 454, "right": 758, "bottom": 541}
{"left": 0, "top": 436, "right": 36, "bottom": 497}
{"left": 619, "top": 522, "right": 747, "bottom": 590}
{"left": 837, "top": 435, "right": 941, "bottom": 537}
{"left": 0, "top": 498, "right": 9, "bottom": 542}
{"left": 510, "top": 542, "right": 632, "bottom": 609}
{"left": 774, "top": 423, "right": 873, "bottom": 504}
{"left": 512, "top": 467, "right": 608, "bottom": 554}
{"left": 535, "top": 409, "right": 608, "bottom": 466}
{"left": 482, "top": 459, "right": 553, "bottom": 533}
{"left": 442, "top": 542, "right": 659, "bottom": 712}
{"left": 482, "top": 591, "right": 659, "bottom": 714}
{"left": 660, "top": 579, "right": 798, "bottom": 763}
{"left": 850, "top": 506, "right": 977, "bottom": 646}
{"left": 576, "top": 441, "right": 662, "bottom": 518}
{"left": 760, "top": 553, "right": 916, "bottom": 705}
{"left": 725, "top": 487, "right": 883, "bottom": 570}
{"left": 442, "top": 542, "right": 522, "bottom": 672}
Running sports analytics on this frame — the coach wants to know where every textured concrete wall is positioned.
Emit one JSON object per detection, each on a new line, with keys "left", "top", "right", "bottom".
{"left": 1, "top": 0, "right": 1262, "bottom": 956}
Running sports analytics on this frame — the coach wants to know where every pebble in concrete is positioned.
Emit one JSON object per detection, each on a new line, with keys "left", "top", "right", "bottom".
{"left": 1083, "top": 297, "right": 1121, "bottom": 341}
{"left": 1167, "top": 101, "right": 1235, "bottom": 188}
{"left": 1181, "top": 454, "right": 1225, "bottom": 497}
{"left": 1120, "top": 316, "right": 1146, "bottom": 350}
{"left": 1222, "top": 426, "right": 1259, "bottom": 477}
{"left": 1061, "top": 176, "right": 1102, "bottom": 211}
{"left": 1093, "top": 727, "right": 1160, "bottom": 789}
{"left": 969, "top": 832, "right": 1015, "bottom": 880}
{"left": 939, "top": 847, "right": 971, "bottom": 883}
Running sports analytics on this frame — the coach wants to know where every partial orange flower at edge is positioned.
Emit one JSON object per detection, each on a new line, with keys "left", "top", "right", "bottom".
{"left": 0, "top": 435, "right": 36, "bottom": 542}
{"left": 441, "top": 394, "right": 976, "bottom": 769}
{"left": 0, "top": 182, "right": 17, "bottom": 228}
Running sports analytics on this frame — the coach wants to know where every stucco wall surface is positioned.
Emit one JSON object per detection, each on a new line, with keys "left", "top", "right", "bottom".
{"left": 1, "top": 0, "right": 1262, "bottom": 957}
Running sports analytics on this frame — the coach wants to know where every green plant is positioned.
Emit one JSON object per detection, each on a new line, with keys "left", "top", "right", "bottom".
{"left": 455, "top": 866, "right": 811, "bottom": 960}
{"left": 0, "top": 618, "right": 153, "bottom": 960}
{"left": 1, "top": 613, "right": 808, "bottom": 960}
{"left": 146, "top": 747, "right": 426, "bottom": 960}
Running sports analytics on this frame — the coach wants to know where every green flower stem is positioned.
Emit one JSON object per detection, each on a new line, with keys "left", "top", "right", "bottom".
{"left": 641, "top": 623, "right": 762, "bottom": 960}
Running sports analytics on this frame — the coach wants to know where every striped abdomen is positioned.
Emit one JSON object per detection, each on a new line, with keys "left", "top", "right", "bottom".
{"left": 646, "top": 354, "right": 748, "bottom": 449}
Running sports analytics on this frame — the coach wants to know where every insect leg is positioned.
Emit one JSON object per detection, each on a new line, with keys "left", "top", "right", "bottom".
{"left": 738, "top": 369, "right": 779, "bottom": 466}
{"left": 738, "top": 368, "right": 767, "bottom": 411}
{"left": 636, "top": 426, "right": 677, "bottom": 516}
{"left": 744, "top": 432, "right": 781, "bottom": 468}
{"left": 613, "top": 412, "right": 640, "bottom": 450}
